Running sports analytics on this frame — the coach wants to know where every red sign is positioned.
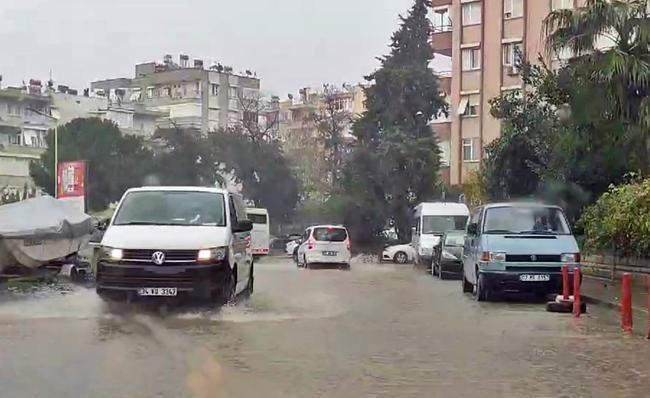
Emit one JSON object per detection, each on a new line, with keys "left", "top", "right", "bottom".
{"left": 57, "top": 161, "right": 86, "bottom": 199}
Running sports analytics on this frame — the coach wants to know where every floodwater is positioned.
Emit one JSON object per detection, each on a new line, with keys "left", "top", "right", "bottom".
{"left": 0, "top": 258, "right": 648, "bottom": 398}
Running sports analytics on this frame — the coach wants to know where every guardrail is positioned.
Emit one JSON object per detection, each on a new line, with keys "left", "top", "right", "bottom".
{"left": 582, "top": 254, "right": 650, "bottom": 281}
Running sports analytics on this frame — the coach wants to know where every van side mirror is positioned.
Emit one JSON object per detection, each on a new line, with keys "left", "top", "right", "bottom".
{"left": 467, "top": 223, "right": 478, "bottom": 236}
{"left": 233, "top": 219, "right": 253, "bottom": 233}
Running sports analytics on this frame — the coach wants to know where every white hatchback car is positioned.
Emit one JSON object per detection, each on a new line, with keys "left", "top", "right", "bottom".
{"left": 296, "top": 225, "right": 351, "bottom": 269}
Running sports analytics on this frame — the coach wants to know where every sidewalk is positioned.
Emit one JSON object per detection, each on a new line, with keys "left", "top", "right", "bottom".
{"left": 581, "top": 275, "right": 648, "bottom": 315}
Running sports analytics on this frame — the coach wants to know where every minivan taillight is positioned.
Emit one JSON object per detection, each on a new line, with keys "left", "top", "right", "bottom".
{"left": 346, "top": 239, "right": 351, "bottom": 251}
{"left": 308, "top": 239, "right": 315, "bottom": 250}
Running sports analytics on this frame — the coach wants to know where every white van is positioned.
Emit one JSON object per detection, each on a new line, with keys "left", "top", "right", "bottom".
{"left": 246, "top": 208, "right": 270, "bottom": 257}
{"left": 296, "top": 225, "right": 351, "bottom": 269}
{"left": 96, "top": 186, "right": 254, "bottom": 302}
{"left": 411, "top": 202, "right": 470, "bottom": 265}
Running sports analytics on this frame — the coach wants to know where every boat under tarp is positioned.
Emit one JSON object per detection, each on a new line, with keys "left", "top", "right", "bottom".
{"left": 0, "top": 196, "right": 92, "bottom": 271}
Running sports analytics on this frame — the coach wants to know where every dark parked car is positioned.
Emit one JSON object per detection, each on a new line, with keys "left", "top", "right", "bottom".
{"left": 431, "top": 231, "right": 465, "bottom": 279}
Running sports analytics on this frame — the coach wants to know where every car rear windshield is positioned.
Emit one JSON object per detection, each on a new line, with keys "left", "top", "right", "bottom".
{"left": 247, "top": 213, "right": 268, "bottom": 224}
{"left": 483, "top": 206, "right": 571, "bottom": 235}
{"left": 113, "top": 191, "right": 226, "bottom": 227}
{"left": 313, "top": 227, "right": 348, "bottom": 242}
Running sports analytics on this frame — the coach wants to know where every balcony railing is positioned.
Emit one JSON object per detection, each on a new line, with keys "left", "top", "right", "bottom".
{"left": 432, "top": 24, "right": 452, "bottom": 33}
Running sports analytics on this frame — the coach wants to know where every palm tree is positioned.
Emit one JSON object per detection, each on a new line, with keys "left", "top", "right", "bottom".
{"left": 543, "top": 0, "right": 650, "bottom": 167}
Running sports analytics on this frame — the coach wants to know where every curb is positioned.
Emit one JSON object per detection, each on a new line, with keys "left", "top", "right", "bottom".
{"left": 581, "top": 293, "right": 649, "bottom": 315}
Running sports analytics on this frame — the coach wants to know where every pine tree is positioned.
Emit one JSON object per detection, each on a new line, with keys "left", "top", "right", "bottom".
{"left": 342, "top": 0, "right": 447, "bottom": 242}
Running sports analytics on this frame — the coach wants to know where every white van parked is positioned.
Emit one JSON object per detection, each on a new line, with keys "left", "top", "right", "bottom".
{"left": 246, "top": 208, "right": 270, "bottom": 257}
{"left": 96, "top": 186, "right": 254, "bottom": 302}
{"left": 296, "top": 225, "right": 351, "bottom": 269}
{"left": 411, "top": 202, "right": 470, "bottom": 265}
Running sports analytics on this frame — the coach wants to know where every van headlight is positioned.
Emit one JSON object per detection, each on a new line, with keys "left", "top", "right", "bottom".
{"left": 198, "top": 247, "right": 227, "bottom": 262}
{"left": 99, "top": 247, "right": 123, "bottom": 261}
{"left": 489, "top": 252, "right": 506, "bottom": 262}
{"left": 561, "top": 253, "right": 581, "bottom": 263}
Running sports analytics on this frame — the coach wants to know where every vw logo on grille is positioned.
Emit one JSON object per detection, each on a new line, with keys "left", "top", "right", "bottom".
{"left": 152, "top": 251, "right": 166, "bottom": 265}
{"left": 530, "top": 255, "right": 537, "bottom": 262}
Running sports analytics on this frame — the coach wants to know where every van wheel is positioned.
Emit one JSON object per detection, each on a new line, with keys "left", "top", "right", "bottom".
{"left": 476, "top": 273, "right": 490, "bottom": 302}
{"left": 218, "top": 269, "right": 236, "bottom": 304}
{"left": 462, "top": 273, "right": 473, "bottom": 293}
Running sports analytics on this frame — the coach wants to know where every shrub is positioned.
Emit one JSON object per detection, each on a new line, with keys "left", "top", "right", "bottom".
{"left": 579, "top": 178, "right": 650, "bottom": 257}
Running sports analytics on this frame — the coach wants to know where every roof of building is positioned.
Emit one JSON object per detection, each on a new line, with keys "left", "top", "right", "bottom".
{"left": 0, "top": 88, "right": 50, "bottom": 103}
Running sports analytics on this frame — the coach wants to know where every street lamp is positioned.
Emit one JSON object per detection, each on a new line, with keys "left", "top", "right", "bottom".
{"left": 28, "top": 108, "right": 58, "bottom": 197}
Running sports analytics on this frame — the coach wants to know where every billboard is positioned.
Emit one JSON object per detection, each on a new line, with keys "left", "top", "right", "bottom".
{"left": 57, "top": 160, "right": 86, "bottom": 212}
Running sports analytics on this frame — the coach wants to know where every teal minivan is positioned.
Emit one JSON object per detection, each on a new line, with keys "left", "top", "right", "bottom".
{"left": 461, "top": 203, "right": 580, "bottom": 301}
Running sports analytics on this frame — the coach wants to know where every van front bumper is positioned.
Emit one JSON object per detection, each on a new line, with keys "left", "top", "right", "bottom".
{"left": 96, "top": 260, "right": 230, "bottom": 298}
{"left": 479, "top": 268, "right": 579, "bottom": 294}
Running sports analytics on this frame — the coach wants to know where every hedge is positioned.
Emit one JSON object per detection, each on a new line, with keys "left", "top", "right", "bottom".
{"left": 579, "top": 178, "right": 650, "bottom": 257}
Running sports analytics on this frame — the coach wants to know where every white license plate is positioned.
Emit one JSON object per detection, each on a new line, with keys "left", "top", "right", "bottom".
{"left": 138, "top": 287, "right": 178, "bottom": 296}
{"left": 519, "top": 274, "right": 550, "bottom": 282}
{"left": 323, "top": 251, "right": 337, "bottom": 256}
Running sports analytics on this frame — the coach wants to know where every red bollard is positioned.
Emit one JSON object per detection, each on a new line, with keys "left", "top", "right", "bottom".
{"left": 562, "top": 265, "right": 570, "bottom": 300}
{"left": 573, "top": 267, "right": 582, "bottom": 317}
{"left": 621, "top": 273, "right": 633, "bottom": 333}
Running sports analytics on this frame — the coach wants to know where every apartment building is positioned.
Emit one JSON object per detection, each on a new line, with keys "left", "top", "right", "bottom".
{"left": 0, "top": 81, "right": 51, "bottom": 195}
{"left": 430, "top": 0, "right": 580, "bottom": 185}
{"left": 91, "top": 54, "right": 261, "bottom": 135}
{"left": 277, "top": 85, "right": 366, "bottom": 201}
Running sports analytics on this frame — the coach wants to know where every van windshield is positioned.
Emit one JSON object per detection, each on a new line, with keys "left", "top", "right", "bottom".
{"left": 421, "top": 216, "right": 468, "bottom": 234}
{"left": 113, "top": 191, "right": 226, "bottom": 227}
{"left": 483, "top": 206, "right": 571, "bottom": 235}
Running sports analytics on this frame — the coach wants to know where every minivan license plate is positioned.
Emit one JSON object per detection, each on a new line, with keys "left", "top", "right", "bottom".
{"left": 138, "top": 288, "right": 177, "bottom": 296}
{"left": 323, "top": 251, "right": 337, "bottom": 257}
{"left": 519, "top": 274, "right": 550, "bottom": 282}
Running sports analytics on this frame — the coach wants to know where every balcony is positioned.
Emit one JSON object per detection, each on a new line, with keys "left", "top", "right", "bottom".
{"left": 431, "top": 25, "right": 452, "bottom": 56}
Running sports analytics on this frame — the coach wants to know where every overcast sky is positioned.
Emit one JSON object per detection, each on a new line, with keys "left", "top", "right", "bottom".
{"left": 0, "top": 0, "right": 450, "bottom": 96}
{"left": 0, "top": 0, "right": 448, "bottom": 96}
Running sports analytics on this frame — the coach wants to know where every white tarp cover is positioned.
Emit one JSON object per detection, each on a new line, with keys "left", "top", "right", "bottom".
{"left": 0, "top": 196, "right": 92, "bottom": 240}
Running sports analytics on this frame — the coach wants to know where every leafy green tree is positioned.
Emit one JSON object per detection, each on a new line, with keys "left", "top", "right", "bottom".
{"left": 544, "top": 0, "right": 650, "bottom": 170}
{"left": 342, "top": 0, "right": 447, "bottom": 242}
{"left": 484, "top": 63, "right": 561, "bottom": 200}
{"left": 30, "top": 118, "right": 155, "bottom": 211}
{"left": 207, "top": 128, "right": 300, "bottom": 224}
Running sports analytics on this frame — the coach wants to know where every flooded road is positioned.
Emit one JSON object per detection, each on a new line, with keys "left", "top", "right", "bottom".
{"left": 0, "top": 257, "right": 648, "bottom": 398}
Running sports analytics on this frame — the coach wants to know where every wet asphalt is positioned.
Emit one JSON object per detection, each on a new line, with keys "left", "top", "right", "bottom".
{"left": 0, "top": 257, "right": 648, "bottom": 398}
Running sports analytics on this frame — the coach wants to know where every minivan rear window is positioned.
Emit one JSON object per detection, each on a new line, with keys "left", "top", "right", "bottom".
{"left": 313, "top": 227, "right": 347, "bottom": 242}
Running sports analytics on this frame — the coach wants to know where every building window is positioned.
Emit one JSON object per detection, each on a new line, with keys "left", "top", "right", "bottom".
{"left": 439, "top": 140, "right": 451, "bottom": 167}
{"left": 211, "top": 84, "right": 219, "bottom": 96}
{"left": 462, "top": 138, "right": 479, "bottom": 162}
{"left": 462, "top": 1, "right": 482, "bottom": 26}
{"left": 552, "top": 0, "right": 573, "bottom": 10}
{"left": 462, "top": 48, "right": 481, "bottom": 71}
{"left": 147, "top": 87, "right": 154, "bottom": 98}
{"left": 8, "top": 132, "right": 21, "bottom": 145}
{"left": 229, "top": 87, "right": 238, "bottom": 98}
{"left": 502, "top": 42, "right": 523, "bottom": 67}
{"left": 503, "top": 0, "right": 523, "bottom": 19}
{"left": 458, "top": 94, "right": 480, "bottom": 117}
{"left": 431, "top": 7, "right": 452, "bottom": 32}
